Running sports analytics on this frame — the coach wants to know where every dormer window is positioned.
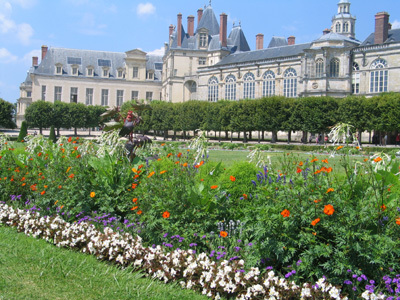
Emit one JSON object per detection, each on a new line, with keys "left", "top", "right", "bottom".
{"left": 102, "top": 67, "right": 109, "bottom": 78}
{"left": 200, "top": 33, "right": 207, "bottom": 47}
{"left": 147, "top": 71, "right": 154, "bottom": 80}
{"left": 117, "top": 68, "right": 125, "bottom": 79}
{"left": 87, "top": 66, "right": 94, "bottom": 77}
{"left": 55, "top": 64, "right": 63, "bottom": 75}
{"left": 71, "top": 65, "right": 79, "bottom": 76}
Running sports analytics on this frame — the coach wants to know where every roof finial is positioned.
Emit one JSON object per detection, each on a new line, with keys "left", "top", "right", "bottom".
{"left": 233, "top": 21, "right": 235, "bottom": 27}
{"left": 209, "top": 0, "right": 211, "bottom": 6}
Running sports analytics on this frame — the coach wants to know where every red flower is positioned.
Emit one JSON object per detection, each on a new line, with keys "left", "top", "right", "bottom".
{"left": 243, "top": 194, "right": 248, "bottom": 199}
{"left": 324, "top": 204, "right": 335, "bottom": 216}
{"left": 220, "top": 231, "right": 228, "bottom": 238}
{"left": 177, "top": 152, "right": 182, "bottom": 158}
{"left": 281, "top": 209, "right": 290, "bottom": 218}
{"left": 296, "top": 167, "right": 302, "bottom": 173}
{"left": 311, "top": 218, "right": 320, "bottom": 226}
{"left": 230, "top": 176, "right": 236, "bottom": 182}
{"left": 211, "top": 185, "right": 218, "bottom": 189}
{"left": 162, "top": 211, "right": 170, "bottom": 219}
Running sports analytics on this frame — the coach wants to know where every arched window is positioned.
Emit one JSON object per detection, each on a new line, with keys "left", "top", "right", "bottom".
{"left": 262, "top": 70, "right": 275, "bottom": 97}
{"left": 343, "top": 22, "right": 349, "bottom": 33}
{"left": 243, "top": 72, "right": 255, "bottom": 99}
{"left": 330, "top": 58, "right": 340, "bottom": 78}
{"left": 225, "top": 74, "right": 236, "bottom": 100}
{"left": 208, "top": 76, "right": 219, "bottom": 102}
{"left": 336, "top": 22, "right": 341, "bottom": 33}
{"left": 352, "top": 62, "right": 360, "bottom": 94}
{"left": 315, "top": 59, "right": 324, "bottom": 78}
{"left": 283, "top": 68, "right": 297, "bottom": 98}
{"left": 370, "top": 59, "right": 388, "bottom": 93}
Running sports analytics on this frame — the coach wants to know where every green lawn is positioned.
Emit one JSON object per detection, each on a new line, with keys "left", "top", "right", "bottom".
{"left": 0, "top": 226, "right": 209, "bottom": 300}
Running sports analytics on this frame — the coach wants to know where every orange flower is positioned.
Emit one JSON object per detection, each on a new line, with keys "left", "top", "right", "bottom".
{"left": 76, "top": 154, "right": 81, "bottom": 159}
{"left": 60, "top": 205, "right": 64, "bottom": 209}
{"left": 160, "top": 170, "right": 167, "bottom": 174}
{"left": 58, "top": 185, "right": 62, "bottom": 189}
{"left": 336, "top": 146, "right": 343, "bottom": 151}
{"left": 133, "top": 174, "right": 139, "bottom": 179}
{"left": 396, "top": 218, "right": 400, "bottom": 225}
{"left": 183, "top": 163, "right": 188, "bottom": 167}
{"left": 312, "top": 232, "right": 317, "bottom": 236}
{"left": 44, "top": 185, "right": 48, "bottom": 188}
{"left": 22, "top": 183, "right": 26, "bottom": 186}
{"left": 167, "top": 153, "right": 172, "bottom": 158}
{"left": 137, "top": 210, "right": 142, "bottom": 215}
{"left": 175, "top": 161, "right": 180, "bottom": 164}
{"left": 68, "top": 173, "right": 75, "bottom": 179}
{"left": 374, "top": 157, "right": 382, "bottom": 163}
{"left": 200, "top": 179, "right": 204, "bottom": 181}
{"left": 310, "top": 158, "right": 318, "bottom": 163}
{"left": 132, "top": 198, "right": 138, "bottom": 203}
{"left": 40, "top": 190, "right": 45, "bottom": 195}
{"left": 326, "top": 188, "right": 334, "bottom": 193}
{"left": 147, "top": 171, "right": 155, "bottom": 178}
{"left": 38, "top": 152, "right": 42, "bottom": 157}
{"left": 90, "top": 192, "right": 95, "bottom": 198}
{"left": 30, "top": 184, "right": 37, "bottom": 191}
{"left": 220, "top": 231, "right": 228, "bottom": 238}
{"left": 314, "top": 199, "right": 321, "bottom": 203}
{"left": 364, "top": 158, "right": 368, "bottom": 162}
{"left": 54, "top": 200, "right": 58, "bottom": 205}
{"left": 296, "top": 167, "right": 302, "bottom": 173}
{"left": 281, "top": 209, "right": 290, "bottom": 218}
{"left": 230, "top": 176, "right": 236, "bottom": 182}
{"left": 211, "top": 185, "right": 218, "bottom": 189}
{"left": 311, "top": 218, "right": 320, "bottom": 226}
{"left": 322, "top": 159, "right": 329, "bottom": 163}
{"left": 381, "top": 204, "right": 387, "bottom": 211}
{"left": 131, "top": 183, "right": 138, "bottom": 189}
{"left": 324, "top": 204, "right": 335, "bottom": 215}
{"left": 243, "top": 193, "right": 248, "bottom": 199}
{"left": 138, "top": 164, "right": 143, "bottom": 169}
{"left": 131, "top": 206, "right": 138, "bottom": 210}
{"left": 68, "top": 137, "right": 72, "bottom": 142}
{"left": 195, "top": 161, "right": 204, "bottom": 168}
{"left": 161, "top": 143, "right": 165, "bottom": 146}
{"left": 177, "top": 152, "right": 182, "bottom": 158}
{"left": 326, "top": 167, "right": 333, "bottom": 173}
{"left": 66, "top": 167, "right": 71, "bottom": 173}
{"left": 162, "top": 211, "right": 170, "bottom": 219}
{"left": 298, "top": 161, "right": 303, "bottom": 166}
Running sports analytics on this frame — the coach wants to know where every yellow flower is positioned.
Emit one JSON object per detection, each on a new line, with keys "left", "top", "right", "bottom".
{"left": 131, "top": 168, "right": 138, "bottom": 173}
{"left": 66, "top": 166, "right": 71, "bottom": 173}
{"left": 90, "top": 192, "right": 95, "bottom": 198}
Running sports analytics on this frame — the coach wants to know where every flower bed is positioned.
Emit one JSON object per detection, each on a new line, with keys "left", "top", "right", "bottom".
{"left": 1, "top": 131, "right": 400, "bottom": 299}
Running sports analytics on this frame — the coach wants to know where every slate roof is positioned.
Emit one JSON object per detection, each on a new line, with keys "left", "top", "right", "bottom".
{"left": 313, "top": 32, "right": 361, "bottom": 45}
{"left": 227, "top": 26, "right": 250, "bottom": 52}
{"left": 196, "top": 5, "right": 220, "bottom": 35}
{"left": 32, "top": 47, "right": 162, "bottom": 81}
{"left": 214, "top": 43, "right": 312, "bottom": 67}
{"left": 268, "top": 37, "right": 288, "bottom": 48}
{"left": 361, "top": 28, "right": 400, "bottom": 46}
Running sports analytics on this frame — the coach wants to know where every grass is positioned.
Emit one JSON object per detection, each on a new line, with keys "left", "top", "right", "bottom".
{"left": 0, "top": 225, "right": 209, "bottom": 300}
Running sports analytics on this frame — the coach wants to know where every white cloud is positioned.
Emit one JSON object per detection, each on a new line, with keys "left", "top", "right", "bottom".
{"left": 22, "top": 49, "right": 40, "bottom": 63}
{"left": 147, "top": 46, "right": 164, "bottom": 56}
{"left": 79, "top": 12, "right": 107, "bottom": 36}
{"left": 17, "top": 22, "right": 33, "bottom": 45}
{"left": 0, "top": 48, "right": 17, "bottom": 63}
{"left": 392, "top": 20, "right": 400, "bottom": 29}
{"left": 0, "top": 1, "right": 34, "bottom": 44}
{"left": 137, "top": 3, "right": 155, "bottom": 16}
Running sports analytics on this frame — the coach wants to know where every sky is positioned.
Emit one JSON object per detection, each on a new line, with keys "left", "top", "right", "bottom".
{"left": 0, "top": 0, "right": 399, "bottom": 104}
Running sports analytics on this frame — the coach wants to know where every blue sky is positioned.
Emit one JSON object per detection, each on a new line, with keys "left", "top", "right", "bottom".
{"left": 0, "top": 0, "right": 399, "bottom": 104}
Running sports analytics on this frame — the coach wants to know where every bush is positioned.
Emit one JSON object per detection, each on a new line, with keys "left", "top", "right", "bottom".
{"left": 49, "top": 125, "right": 56, "bottom": 143}
{"left": 17, "top": 121, "right": 28, "bottom": 142}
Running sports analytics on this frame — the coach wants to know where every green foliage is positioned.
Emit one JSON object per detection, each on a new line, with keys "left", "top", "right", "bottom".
{"left": 17, "top": 121, "right": 28, "bottom": 142}
{"left": 0, "top": 98, "right": 16, "bottom": 129}
{"left": 24, "top": 100, "right": 53, "bottom": 133}
{"left": 49, "top": 125, "right": 56, "bottom": 143}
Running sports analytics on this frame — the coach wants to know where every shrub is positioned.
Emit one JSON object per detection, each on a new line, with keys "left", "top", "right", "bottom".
{"left": 17, "top": 121, "right": 28, "bottom": 142}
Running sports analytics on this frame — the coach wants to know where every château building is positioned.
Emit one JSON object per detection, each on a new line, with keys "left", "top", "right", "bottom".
{"left": 17, "top": 0, "right": 400, "bottom": 127}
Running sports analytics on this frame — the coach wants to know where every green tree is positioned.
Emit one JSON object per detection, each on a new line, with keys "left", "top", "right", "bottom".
{"left": 53, "top": 101, "right": 70, "bottom": 136}
{"left": 68, "top": 103, "right": 88, "bottom": 136}
{"left": 86, "top": 105, "right": 107, "bottom": 135}
{"left": 151, "top": 101, "right": 174, "bottom": 140}
{"left": 49, "top": 125, "right": 56, "bottom": 143}
{"left": 0, "top": 98, "right": 16, "bottom": 129}
{"left": 17, "top": 121, "right": 28, "bottom": 142}
{"left": 24, "top": 100, "right": 53, "bottom": 134}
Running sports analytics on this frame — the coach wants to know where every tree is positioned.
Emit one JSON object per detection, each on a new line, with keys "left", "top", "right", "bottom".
{"left": 17, "top": 121, "right": 28, "bottom": 142}
{"left": 53, "top": 101, "right": 70, "bottom": 136}
{"left": 0, "top": 98, "right": 16, "bottom": 129}
{"left": 24, "top": 100, "right": 53, "bottom": 134}
{"left": 68, "top": 103, "right": 88, "bottom": 136}
{"left": 49, "top": 125, "right": 56, "bottom": 143}
{"left": 86, "top": 105, "right": 107, "bottom": 135}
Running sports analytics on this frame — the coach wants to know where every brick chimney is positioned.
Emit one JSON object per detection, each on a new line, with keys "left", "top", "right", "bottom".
{"left": 177, "top": 13, "right": 182, "bottom": 47}
{"left": 197, "top": 8, "right": 203, "bottom": 25}
{"left": 41, "top": 45, "right": 48, "bottom": 60}
{"left": 256, "top": 33, "right": 264, "bottom": 50}
{"left": 169, "top": 24, "right": 174, "bottom": 37}
{"left": 323, "top": 28, "right": 331, "bottom": 35}
{"left": 187, "top": 15, "right": 195, "bottom": 36}
{"left": 288, "top": 36, "right": 295, "bottom": 45}
{"left": 32, "top": 56, "right": 38, "bottom": 67}
{"left": 375, "top": 12, "right": 390, "bottom": 44}
{"left": 219, "top": 13, "right": 227, "bottom": 48}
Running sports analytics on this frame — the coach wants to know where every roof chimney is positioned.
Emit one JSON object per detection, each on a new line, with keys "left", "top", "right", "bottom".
{"left": 323, "top": 28, "right": 331, "bottom": 35}
{"left": 288, "top": 36, "right": 295, "bottom": 45}
{"left": 41, "top": 45, "right": 48, "bottom": 60}
{"left": 375, "top": 12, "right": 390, "bottom": 44}
{"left": 256, "top": 33, "right": 264, "bottom": 50}
{"left": 169, "top": 24, "right": 174, "bottom": 37}
{"left": 32, "top": 56, "right": 38, "bottom": 67}
{"left": 197, "top": 8, "right": 203, "bottom": 25}
{"left": 187, "top": 15, "right": 195, "bottom": 37}
{"left": 219, "top": 13, "right": 227, "bottom": 48}
{"left": 177, "top": 13, "right": 182, "bottom": 47}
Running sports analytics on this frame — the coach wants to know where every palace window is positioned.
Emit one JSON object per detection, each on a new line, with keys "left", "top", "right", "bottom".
{"left": 199, "top": 33, "right": 208, "bottom": 48}
{"left": 199, "top": 57, "right": 206, "bottom": 65}
{"left": 315, "top": 59, "right": 324, "bottom": 78}
{"left": 41, "top": 85, "right": 46, "bottom": 100}
{"left": 101, "top": 89, "right": 109, "bottom": 106}
{"left": 54, "top": 86, "right": 62, "bottom": 101}
{"left": 55, "top": 64, "right": 63, "bottom": 75}
{"left": 243, "top": 72, "right": 255, "bottom": 99}
{"left": 146, "top": 91, "right": 153, "bottom": 101}
{"left": 102, "top": 68, "right": 109, "bottom": 78}
{"left": 131, "top": 91, "right": 139, "bottom": 100}
{"left": 262, "top": 70, "right": 275, "bottom": 97}
{"left": 336, "top": 22, "right": 341, "bottom": 33}
{"left": 117, "top": 90, "right": 124, "bottom": 106}
{"left": 70, "top": 87, "right": 78, "bottom": 103}
{"left": 72, "top": 66, "right": 78, "bottom": 76}
{"left": 86, "top": 88, "right": 93, "bottom": 105}
{"left": 370, "top": 59, "right": 388, "bottom": 93}
{"left": 87, "top": 67, "right": 94, "bottom": 77}
{"left": 208, "top": 76, "right": 219, "bottom": 102}
{"left": 133, "top": 67, "right": 139, "bottom": 78}
{"left": 330, "top": 58, "right": 340, "bottom": 78}
{"left": 283, "top": 68, "right": 297, "bottom": 98}
{"left": 225, "top": 74, "right": 236, "bottom": 100}
{"left": 352, "top": 62, "right": 360, "bottom": 94}
{"left": 343, "top": 22, "right": 349, "bottom": 33}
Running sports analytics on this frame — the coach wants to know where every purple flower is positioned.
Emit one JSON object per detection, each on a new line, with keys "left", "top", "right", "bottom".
{"left": 234, "top": 247, "right": 241, "bottom": 252}
{"left": 344, "top": 280, "right": 352, "bottom": 285}
{"left": 163, "top": 233, "right": 169, "bottom": 238}
{"left": 296, "top": 259, "right": 302, "bottom": 266}
{"left": 189, "top": 243, "right": 197, "bottom": 247}
{"left": 266, "top": 266, "right": 273, "bottom": 270}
